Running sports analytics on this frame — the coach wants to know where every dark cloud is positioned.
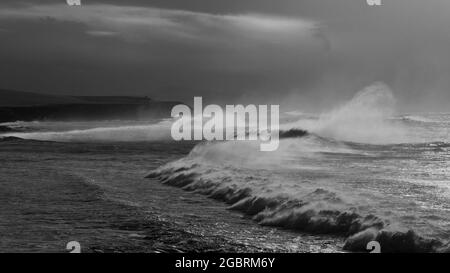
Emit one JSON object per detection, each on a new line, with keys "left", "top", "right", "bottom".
{"left": 0, "top": 0, "right": 449, "bottom": 112}
{"left": 0, "top": 3, "right": 325, "bottom": 104}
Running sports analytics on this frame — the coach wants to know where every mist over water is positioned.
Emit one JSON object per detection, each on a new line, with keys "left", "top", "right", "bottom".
{"left": 0, "top": 120, "right": 173, "bottom": 142}
{"left": 146, "top": 83, "right": 450, "bottom": 252}
{"left": 2, "top": 0, "right": 450, "bottom": 254}
{"left": 5, "top": 82, "right": 444, "bottom": 146}
{"left": 2, "top": 83, "right": 450, "bottom": 252}
{"left": 303, "top": 83, "right": 406, "bottom": 144}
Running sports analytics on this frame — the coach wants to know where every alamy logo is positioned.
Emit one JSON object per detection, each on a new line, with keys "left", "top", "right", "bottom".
{"left": 170, "top": 97, "right": 279, "bottom": 152}
{"left": 66, "top": 241, "right": 81, "bottom": 253}
{"left": 66, "top": 0, "right": 81, "bottom": 6}
{"left": 367, "top": 241, "right": 381, "bottom": 253}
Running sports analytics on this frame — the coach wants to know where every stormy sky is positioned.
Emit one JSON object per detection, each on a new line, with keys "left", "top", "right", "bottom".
{"left": 0, "top": 0, "right": 449, "bottom": 112}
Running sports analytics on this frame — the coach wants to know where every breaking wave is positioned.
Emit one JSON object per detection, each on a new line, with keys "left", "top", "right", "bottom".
{"left": 283, "top": 82, "right": 412, "bottom": 144}
{"left": 146, "top": 83, "right": 450, "bottom": 252}
{"left": 0, "top": 120, "right": 173, "bottom": 142}
{"left": 401, "top": 115, "right": 436, "bottom": 124}
{"left": 2, "top": 83, "right": 446, "bottom": 145}
{"left": 147, "top": 138, "right": 449, "bottom": 252}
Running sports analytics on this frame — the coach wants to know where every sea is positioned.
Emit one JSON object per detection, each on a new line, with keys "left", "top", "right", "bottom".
{"left": 1, "top": 84, "right": 449, "bottom": 253}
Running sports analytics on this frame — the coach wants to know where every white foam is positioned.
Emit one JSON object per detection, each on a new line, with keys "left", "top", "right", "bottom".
{"left": 1, "top": 120, "right": 173, "bottom": 142}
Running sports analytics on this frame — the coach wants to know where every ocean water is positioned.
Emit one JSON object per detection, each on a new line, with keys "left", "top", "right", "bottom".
{"left": 0, "top": 139, "right": 340, "bottom": 253}
{"left": 1, "top": 85, "right": 449, "bottom": 252}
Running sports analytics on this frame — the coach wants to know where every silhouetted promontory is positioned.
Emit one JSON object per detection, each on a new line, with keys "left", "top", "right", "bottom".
{"left": 0, "top": 89, "right": 181, "bottom": 122}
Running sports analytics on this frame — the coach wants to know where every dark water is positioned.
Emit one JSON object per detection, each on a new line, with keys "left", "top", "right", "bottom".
{"left": 0, "top": 94, "right": 449, "bottom": 252}
{"left": 0, "top": 139, "right": 340, "bottom": 253}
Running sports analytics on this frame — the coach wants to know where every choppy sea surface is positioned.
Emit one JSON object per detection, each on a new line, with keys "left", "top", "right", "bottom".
{"left": 1, "top": 86, "right": 449, "bottom": 252}
{"left": 2, "top": 140, "right": 325, "bottom": 253}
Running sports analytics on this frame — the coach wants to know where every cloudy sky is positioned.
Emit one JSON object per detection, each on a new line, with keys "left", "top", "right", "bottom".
{"left": 1, "top": 0, "right": 449, "bottom": 112}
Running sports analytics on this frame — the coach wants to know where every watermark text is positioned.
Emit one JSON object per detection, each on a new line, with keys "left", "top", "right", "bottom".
{"left": 171, "top": 97, "right": 279, "bottom": 151}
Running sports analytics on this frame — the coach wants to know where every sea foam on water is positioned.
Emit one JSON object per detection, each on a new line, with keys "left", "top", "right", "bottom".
{"left": 147, "top": 83, "right": 450, "bottom": 253}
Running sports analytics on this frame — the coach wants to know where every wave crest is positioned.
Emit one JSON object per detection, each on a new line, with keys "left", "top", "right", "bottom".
{"left": 147, "top": 152, "right": 449, "bottom": 253}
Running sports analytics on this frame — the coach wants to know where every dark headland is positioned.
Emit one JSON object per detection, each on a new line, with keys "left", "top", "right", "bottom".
{"left": 0, "top": 89, "right": 181, "bottom": 122}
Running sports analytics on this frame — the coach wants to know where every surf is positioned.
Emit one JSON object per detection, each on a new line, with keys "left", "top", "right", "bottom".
{"left": 146, "top": 83, "right": 450, "bottom": 252}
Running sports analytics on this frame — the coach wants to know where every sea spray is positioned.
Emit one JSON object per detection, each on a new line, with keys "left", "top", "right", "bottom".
{"left": 170, "top": 97, "right": 280, "bottom": 151}
{"left": 1, "top": 121, "right": 174, "bottom": 142}
{"left": 147, "top": 147, "right": 450, "bottom": 253}
{"left": 1, "top": 83, "right": 438, "bottom": 145}
{"left": 147, "top": 83, "right": 450, "bottom": 252}
{"left": 288, "top": 82, "right": 409, "bottom": 144}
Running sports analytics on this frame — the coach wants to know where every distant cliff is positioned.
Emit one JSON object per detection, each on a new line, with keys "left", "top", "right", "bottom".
{"left": 0, "top": 89, "right": 180, "bottom": 122}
